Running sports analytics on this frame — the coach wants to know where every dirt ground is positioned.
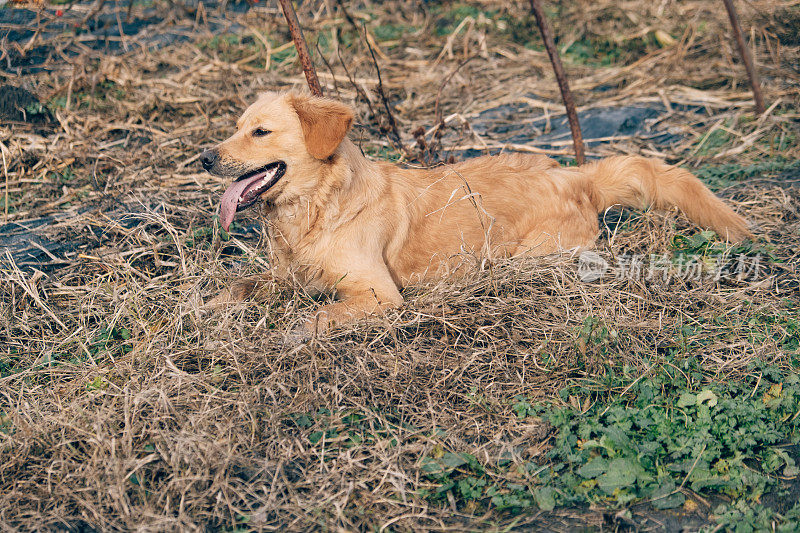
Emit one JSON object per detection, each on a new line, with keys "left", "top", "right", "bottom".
{"left": 1, "top": 0, "right": 800, "bottom": 531}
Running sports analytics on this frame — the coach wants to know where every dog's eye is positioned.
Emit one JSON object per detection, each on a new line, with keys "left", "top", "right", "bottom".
{"left": 252, "top": 127, "right": 272, "bottom": 137}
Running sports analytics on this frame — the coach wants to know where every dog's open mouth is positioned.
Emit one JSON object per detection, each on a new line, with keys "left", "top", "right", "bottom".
{"left": 219, "top": 161, "right": 285, "bottom": 231}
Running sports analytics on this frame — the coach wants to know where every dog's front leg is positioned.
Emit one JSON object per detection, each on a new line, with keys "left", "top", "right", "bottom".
{"left": 310, "top": 291, "right": 402, "bottom": 334}
{"left": 295, "top": 264, "right": 403, "bottom": 339}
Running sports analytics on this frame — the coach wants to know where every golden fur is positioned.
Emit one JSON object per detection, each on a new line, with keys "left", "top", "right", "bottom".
{"left": 202, "top": 91, "right": 751, "bottom": 334}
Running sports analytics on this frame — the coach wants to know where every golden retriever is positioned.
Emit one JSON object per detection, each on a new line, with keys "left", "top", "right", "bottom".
{"left": 199, "top": 91, "right": 750, "bottom": 334}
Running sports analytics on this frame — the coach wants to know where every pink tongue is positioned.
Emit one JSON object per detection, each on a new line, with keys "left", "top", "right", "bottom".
{"left": 219, "top": 174, "right": 262, "bottom": 231}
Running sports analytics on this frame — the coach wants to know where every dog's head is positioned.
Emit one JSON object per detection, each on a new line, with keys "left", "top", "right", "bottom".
{"left": 200, "top": 91, "right": 354, "bottom": 231}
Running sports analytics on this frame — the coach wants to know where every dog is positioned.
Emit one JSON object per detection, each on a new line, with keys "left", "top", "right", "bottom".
{"left": 199, "top": 91, "right": 751, "bottom": 334}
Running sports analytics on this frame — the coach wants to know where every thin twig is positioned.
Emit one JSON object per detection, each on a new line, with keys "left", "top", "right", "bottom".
{"left": 335, "top": 0, "right": 406, "bottom": 154}
{"left": 336, "top": 44, "right": 376, "bottom": 118}
{"left": 80, "top": 0, "right": 107, "bottom": 27}
{"left": 434, "top": 54, "right": 477, "bottom": 127}
{"left": 315, "top": 39, "right": 340, "bottom": 97}
{"left": 335, "top": 0, "right": 359, "bottom": 30}
{"left": 418, "top": 54, "right": 478, "bottom": 163}
{"left": 361, "top": 23, "right": 403, "bottom": 151}
{"left": 1, "top": 142, "right": 8, "bottom": 223}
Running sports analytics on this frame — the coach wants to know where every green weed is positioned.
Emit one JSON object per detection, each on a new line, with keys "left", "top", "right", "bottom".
{"left": 563, "top": 35, "right": 656, "bottom": 67}
{"left": 372, "top": 23, "right": 417, "bottom": 41}
{"left": 0, "top": 411, "right": 10, "bottom": 435}
{"left": 431, "top": 4, "right": 498, "bottom": 36}
{"left": 704, "top": 500, "right": 800, "bottom": 533}
{"left": 695, "top": 128, "right": 734, "bottom": 157}
{"left": 670, "top": 229, "right": 775, "bottom": 275}
{"left": 416, "top": 360, "right": 800, "bottom": 520}
{"left": 200, "top": 33, "right": 296, "bottom": 68}
{"left": 47, "top": 80, "right": 125, "bottom": 111}
{"left": 574, "top": 316, "right": 620, "bottom": 358}
{"left": 86, "top": 375, "right": 110, "bottom": 391}
{"left": 693, "top": 160, "right": 800, "bottom": 190}
{"left": 361, "top": 144, "right": 403, "bottom": 161}
{"left": 90, "top": 326, "right": 133, "bottom": 360}
{"left": 289, "top": 408, "right": 408, "bottom": 459}
{"left": 0, "top": 192, "right": 20, "bottom": 214}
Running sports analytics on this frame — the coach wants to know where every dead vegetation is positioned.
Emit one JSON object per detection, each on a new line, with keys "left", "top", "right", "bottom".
{"left": 1, "top": 0, "right": 800, "bottom": 530}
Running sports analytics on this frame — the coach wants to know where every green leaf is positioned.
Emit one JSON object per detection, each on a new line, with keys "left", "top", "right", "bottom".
{"left": 784, "top": 463, "right": 800, "bottom": 478}
{"left": 534, "top": 486, "right": 557, "bottom": 511}
{"left": 420, "top": 456, "right": 443, "bottom": 475}
{"left": 697, "top": 389, "right": 718, "bottom": 407}
{"left": 598, "top": 458, "right": 637, "bottom": 494}
{"left": 309, "top": 431, "right": 324, "bottom": 444}
{"left": 293, "top": 415, "right": 313, "bottom": 428}
{"left": 677, "top": 391, "right": 697, "bottom": 408}
{"left": 86, "top": 376, "right": 108, "bottom": 391}
{"left": 650, "top": 481, "right": 686, "bottom": 510}
{"left": 603, "top": 426, "right": 633, "bottom": 452}
{"left": 441, "top": 452, "right": 468, "bottom": 469}
{"left": 419, "top": 452, "right": 474, "bottom": 477}
{"left": 577, "top": 457, "right": 608, "bottom": 479}
{"left": 699, "top": 230, "right": 716, "bottom": 242}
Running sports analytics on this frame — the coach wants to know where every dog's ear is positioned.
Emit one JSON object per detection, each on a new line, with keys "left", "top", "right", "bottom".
{"left": 289, "top": 93, "right": 354, "bottom": 159}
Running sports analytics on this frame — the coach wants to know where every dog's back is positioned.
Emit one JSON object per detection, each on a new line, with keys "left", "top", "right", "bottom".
{"left": 382, "top": 153, "right": 749, "bottom": 272}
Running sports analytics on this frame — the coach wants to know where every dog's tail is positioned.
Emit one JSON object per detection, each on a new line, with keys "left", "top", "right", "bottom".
{"left": 583, "top": 156, "right": 751, "bottom": 241}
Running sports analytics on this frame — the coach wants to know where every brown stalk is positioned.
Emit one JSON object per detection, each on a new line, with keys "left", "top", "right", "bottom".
{"left": 277, "top": 0, "right": 323, "bottom": 97}
{"left": 528, "top": 0, "right": 586, "bottom": 165}
{"left": 721, "top": 0, "right": 766, "bottom": 114}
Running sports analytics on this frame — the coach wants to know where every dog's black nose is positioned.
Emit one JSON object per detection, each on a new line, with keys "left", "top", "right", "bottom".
{"left": 200, "top": 150, "right": 217, "bottom": 171}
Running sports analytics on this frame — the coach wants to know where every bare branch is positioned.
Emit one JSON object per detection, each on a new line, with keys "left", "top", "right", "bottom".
{"left": 722, "top": 0, "right": 766, "bottom": 114}
{"left": 277, "top": 0, "right": 323, "bottom": 96}
{"left": 529, "top": 0, "right": 585, "bottom": 165}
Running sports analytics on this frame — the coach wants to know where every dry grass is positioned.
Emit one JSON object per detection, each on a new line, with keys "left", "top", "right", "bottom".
{"left": 1, "top": 0, "right": 800, "bottom": 530}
